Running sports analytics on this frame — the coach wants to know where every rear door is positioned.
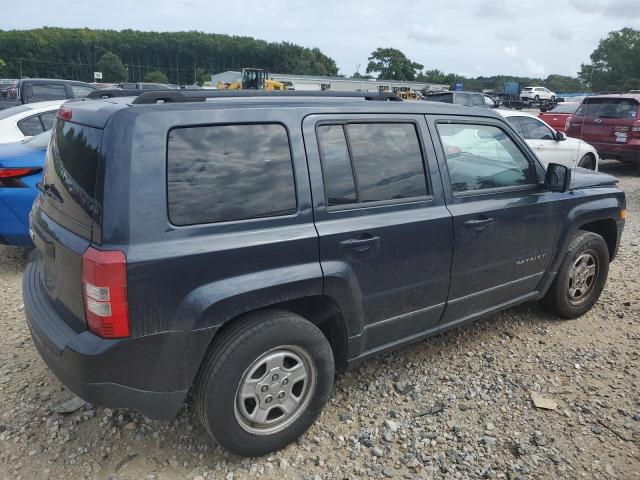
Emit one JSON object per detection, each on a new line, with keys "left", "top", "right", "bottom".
{"left": 571, "top": 97, "right": 639, "bottom": 144}
{"left": 31, "top": 117, "right": 103, "bottom": 332}
{"left": 303, "top": 114, "right": 453, "bottom": 351}
{"left": 427, "top": 115, "right": 564, "bottom": 323}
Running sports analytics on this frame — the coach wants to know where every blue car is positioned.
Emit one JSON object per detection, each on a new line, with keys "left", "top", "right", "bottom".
{"left": 0, "top": 130, "right": 50, "bottom": 245}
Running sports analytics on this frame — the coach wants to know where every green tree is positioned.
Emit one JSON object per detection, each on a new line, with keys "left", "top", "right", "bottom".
{"left": 96, "top": 51, "right": 128, "bottom": 82}
{"left": 579, "top": 28, "right": 640, "bottom": 92}
{"left": 351, "top": 71, "right": 373, "bottom": 80}
{"left": 366, "top": 48, "right": 424, "bottom": 81}
{"left": 544, "top": 74, "right": 584, "bottom": 93}
{"left": 144, "top": 70, "right": 168, "bottom": 83}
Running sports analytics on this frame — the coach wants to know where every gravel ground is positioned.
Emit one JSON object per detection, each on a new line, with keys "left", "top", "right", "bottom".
{"left": 1, "top": 160, "right": 639, "bottom": 480}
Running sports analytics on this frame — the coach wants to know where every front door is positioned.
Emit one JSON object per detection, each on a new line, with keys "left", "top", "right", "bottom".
{"left": 303, "top": 114, "right": 453, "bottom": 352}
{"left": 428, "top": 116, "right": 564, "bottom": 323}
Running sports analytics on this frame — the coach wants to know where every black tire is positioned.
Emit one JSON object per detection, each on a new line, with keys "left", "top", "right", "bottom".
{"left": 194, "top": 309, "right": 334, "bottom": 456}
{"left": 540, "top": 231, "right": 609, "bottom": 319}
{"left": 578, "top": 153, "right": 596, "bottom": 170}
{"left": 534, "top": 95, "right": 540, "bottom": 102}
{"left": 551, "top": 95, "right": 556, "bottom": 102}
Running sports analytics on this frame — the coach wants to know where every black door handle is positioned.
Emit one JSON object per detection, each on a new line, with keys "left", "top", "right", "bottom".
{"left": 464, "top": 217, "right": 493, "bottom": 230}
{"left": 339, "top": 235, "right": 380, "bottom": 252}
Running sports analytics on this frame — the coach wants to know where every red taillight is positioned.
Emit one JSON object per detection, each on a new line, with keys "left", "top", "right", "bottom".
{"left": 0, "top": 167, "right": 41, "bottom": 187}
{"left": 57, "top": 106, "right": 72, "bottom": 121}
{"left": 82, "top": 247, "right": 130, "bottom": 338}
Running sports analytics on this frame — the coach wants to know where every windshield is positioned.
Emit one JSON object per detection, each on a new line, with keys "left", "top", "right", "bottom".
{"left": 575, "top": 98, "right": 639, "bottom": 118}
{"left": 22, "top": 130, "right": 52, "bottom": 149}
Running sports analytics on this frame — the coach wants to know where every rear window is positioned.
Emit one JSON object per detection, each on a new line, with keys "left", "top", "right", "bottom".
{"left": 167, "top": 123, "right": 297, "bottom": 225}
{"left": 43, "top": 119, "right": 103, "bottom": 223}
{"left": 27, "top": 84, "right": 68, "bottom": 102}
{"left": 550, "top": 103, "right": 579, "bottom": 114}
{"left": 575, "top": 98, "right": 639, "bottom": 119}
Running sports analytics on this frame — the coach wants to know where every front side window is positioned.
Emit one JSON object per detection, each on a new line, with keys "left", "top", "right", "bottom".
{"left": 317, "top": 122, "right": 428, "bottom": 206}
{"left": 70, "top": 85, "right": 95, "bottom": 98}
{"left": 167, "top": 123, "right": 296, "bottom": 225}
{"left": 437, "top": 123, "right": 534, "bottom": 193}
{"left": 516, "top": 117, "right": 555, "bottom": 140}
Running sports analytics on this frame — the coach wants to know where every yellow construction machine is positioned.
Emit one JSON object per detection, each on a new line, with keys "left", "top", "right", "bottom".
{"left": 216, "top": 68, "right": 285, "bottom": 91}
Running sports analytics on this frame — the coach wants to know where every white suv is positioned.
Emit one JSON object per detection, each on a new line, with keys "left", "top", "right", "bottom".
{"left": 520, "top": 86, "right": 555, "bottom": 102}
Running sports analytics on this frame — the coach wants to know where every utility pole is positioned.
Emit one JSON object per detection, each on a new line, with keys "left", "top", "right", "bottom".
{"left": 176, "top": 55, "right": 179, "bottom": 85}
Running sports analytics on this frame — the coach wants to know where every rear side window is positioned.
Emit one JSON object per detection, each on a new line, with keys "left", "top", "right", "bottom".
{"left": 575, "top": 98, "right": 639, "bottom": 119}
{"left": 28, "top": 84, "right": 68, "bottom": 101}
{"left": 317, "top": 122, "right": 428, "bottom": 206}
{"left": 167, "top": 124, "right": 296, "bottom": 225}
{"left": 17, "top": 115, "right": 44, "bottom": 136}
{"left": 70, "top": 85, "right": 95, "bottom": 98}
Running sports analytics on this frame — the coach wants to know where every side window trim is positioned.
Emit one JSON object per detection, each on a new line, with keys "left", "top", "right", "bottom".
{"left": 315, "top": 118, "right": 433, "bottom": 211}
{"left": 433, "top": 119, "right": 540, "bottom": 196}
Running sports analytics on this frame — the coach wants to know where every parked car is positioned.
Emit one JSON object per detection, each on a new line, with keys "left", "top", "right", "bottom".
{"left": 24, "top": 92, "right": 625, "bottom": 457}
{"left": 116, "top": 82, "right": 178, "bottom": 90}
{"left": 423, "top": 91, "right": 487, "bottom": 108}
{"left": 0, "top": 130, "right": 50, "bottom": 245}
{"left": 538, "top": 102, "right": 581, "bottom": 132}
{"left": 499, "top": 110, "right": 599, "bottom": 169}
{"left": 566, "top": 93, "right": 640, "bottom": 165}
{"left": 0, "top": 79, "right": 96, "bottom": 111}
{"left": 520, "top": 86, "right": 556, "bottom": 102}
{"left": 0, "top": 100, "right": 66, "bottom": 144}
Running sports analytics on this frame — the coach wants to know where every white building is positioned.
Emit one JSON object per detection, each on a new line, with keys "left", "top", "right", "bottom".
{"left": 209, "top": 71, "right": 447, "bottom": 93}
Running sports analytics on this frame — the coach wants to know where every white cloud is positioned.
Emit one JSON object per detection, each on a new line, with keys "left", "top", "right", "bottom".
{"left": 549, "top": 26, "right": 573, "bottom": 41}
{"left": 569, "top": 0, "right": 640, "bottom": 18}
{"left": 475, "top": 0, "right": 515, "bottom": 19}
{"left": 504, "top": 45, "right": 517, "bottom": 57}
{"left": 495, "top": 29, "right": 522, "bottom": 42}
{"left": 407, "top": 24, "right": 453, "bottom": 44}
{"left": 526, "top": 58, "right": 546, "bottom": 76}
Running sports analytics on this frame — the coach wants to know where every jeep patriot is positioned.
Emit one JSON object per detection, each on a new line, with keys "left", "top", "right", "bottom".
{"left": 23, "top": 90, "right": 625, "bottom": 456}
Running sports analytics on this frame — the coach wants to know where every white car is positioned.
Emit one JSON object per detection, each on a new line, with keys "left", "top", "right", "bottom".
{"left": 520, "top": 86, "right": 556, "bottom": 102}
{"left": 498, "top": 110, "right": 598, "bottom": 170}
{"left": 0, "top": 100, "right": 66, "bottom": 145}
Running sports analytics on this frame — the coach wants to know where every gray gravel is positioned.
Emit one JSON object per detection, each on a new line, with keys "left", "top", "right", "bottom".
{"left": 1, "top": 160, "right": 639, "bottom": 480}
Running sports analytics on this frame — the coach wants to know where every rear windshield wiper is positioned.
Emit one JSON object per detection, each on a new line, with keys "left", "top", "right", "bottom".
{"left": 37, "top": 182, "right": 63, "bottom": 203}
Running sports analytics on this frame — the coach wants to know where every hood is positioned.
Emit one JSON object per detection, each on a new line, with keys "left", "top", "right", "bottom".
{"left": 570, "top": 168, "right": 618, "bottom": 190}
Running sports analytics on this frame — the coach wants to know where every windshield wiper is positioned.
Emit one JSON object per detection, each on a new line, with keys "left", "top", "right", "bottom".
{"left": 36, "top": 182, "right": 63, "bottom": 203}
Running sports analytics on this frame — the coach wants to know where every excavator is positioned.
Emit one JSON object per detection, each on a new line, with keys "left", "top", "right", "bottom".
{"left": 216, "top": 68, "right": 286, "bottom": 91}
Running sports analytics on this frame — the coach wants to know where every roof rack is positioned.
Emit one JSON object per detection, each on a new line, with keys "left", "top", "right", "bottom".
{"left": 86, "top": 89, "right": 143, "bottom": 99}
{"left": 131, "top": 90, "right": 402, "bottom": 104}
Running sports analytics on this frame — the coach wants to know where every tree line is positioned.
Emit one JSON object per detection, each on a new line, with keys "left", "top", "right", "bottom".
{"left": 0, "top": 27, "right": 637, "bottom": 92}
{"left": 0, "top": 27, "right": 338, "bottom": 84}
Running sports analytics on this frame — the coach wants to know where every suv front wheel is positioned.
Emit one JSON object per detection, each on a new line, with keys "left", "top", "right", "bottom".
{"left": 540, "top": 231, "right": 609, "bottom": 318}
{"left": 194, "top": 309, "right": 335, "bottom": 456}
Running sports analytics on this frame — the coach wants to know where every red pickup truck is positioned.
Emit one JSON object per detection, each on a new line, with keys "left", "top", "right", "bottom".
{"left": 566, "top": 94, "right": 640, "bottom": 164}
{"left": 538, "top": 102, "right": 581, "bottom": 132}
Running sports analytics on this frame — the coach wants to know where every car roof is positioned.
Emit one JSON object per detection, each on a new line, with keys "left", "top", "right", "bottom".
{"left": 20, "top": 78, "right": 93, "bottom": 86}
{"left": 583, "top": 93, "right": 640, "bottom": 101}
{"left": 67, "top": 94, "right": 505, "bottom": 128}
{"left": 496, "top": 109, "right": 538, "bottom": 119}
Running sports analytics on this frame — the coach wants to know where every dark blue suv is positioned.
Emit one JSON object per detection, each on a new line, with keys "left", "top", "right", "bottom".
{"left": 23, "top": 91, "right": 625, "bottom": 456}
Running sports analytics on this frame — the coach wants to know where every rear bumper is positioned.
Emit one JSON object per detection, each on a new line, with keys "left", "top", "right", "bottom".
{"left": 589, "top": 141, "right": 640, "bottom": 161}
{"left": 23, "top": 256, "right": 216, "bottom": 419}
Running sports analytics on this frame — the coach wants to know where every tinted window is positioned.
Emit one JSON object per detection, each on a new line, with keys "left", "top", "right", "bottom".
{"left": 505, "top": 117, "right": 526, "bottom": 137}
{"left": 550, "top": 103, "right": 579, "bottom": 113}
{"left": 39, "top": 112, "right": 57, "bottom": 130}
{"left": 574, "top": 98, "right": 639, "bottom": 119}
{"left": 317, "top": 125, "right": 356, "bottom": 205}
{"left": 70, "top": 85, "right": 95, "bottom": 98}
{"left": 168, "top": 124, "right": 296, "bottom": 225}
{"left": 517, "top": 117, "right": 555, "bottom": 140}
{"left": 17, "top": 115, "right": 44, "bottom": 136}
{"left": 437, "top": 123, "right": 534, "bottom": 193}
{"left": 346, "top": 123, "right": 428, "bottom": 202}
{"left": 28, "top": 84, "right": 68, "bottom": 101}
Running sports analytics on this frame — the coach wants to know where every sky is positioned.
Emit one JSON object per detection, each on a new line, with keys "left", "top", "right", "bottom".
{"left": 4, "top": 0, "right": 640, "bottom": 78}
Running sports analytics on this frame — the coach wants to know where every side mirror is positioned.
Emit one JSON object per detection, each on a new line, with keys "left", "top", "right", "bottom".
{"left": 544, "top": 163, "right": 571, "bottom": 192}
{"left": 555, "top": 131, "right": 567, "bottom": 141}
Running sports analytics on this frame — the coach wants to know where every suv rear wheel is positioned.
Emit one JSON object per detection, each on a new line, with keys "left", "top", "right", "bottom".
{"left": 194, "top": 309, "right": 334, "bottom": 456}
{"left": 540, "top": 231, "right": 609, "bottom": 318}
